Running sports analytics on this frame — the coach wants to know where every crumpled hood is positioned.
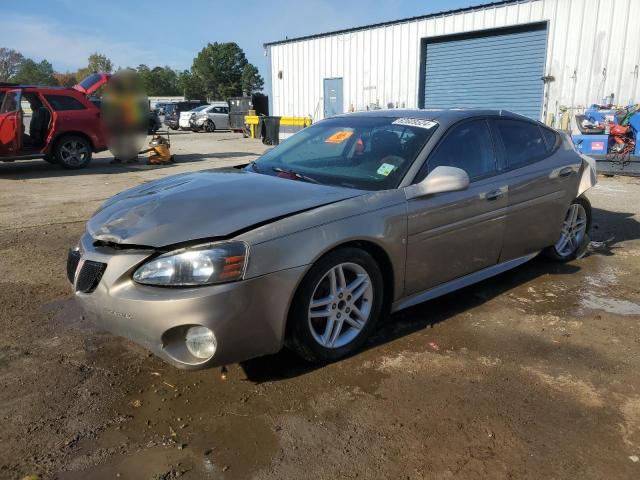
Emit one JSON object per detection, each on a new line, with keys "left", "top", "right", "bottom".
{"left": 87, "top": 170, "right": 363, "bottom": 247}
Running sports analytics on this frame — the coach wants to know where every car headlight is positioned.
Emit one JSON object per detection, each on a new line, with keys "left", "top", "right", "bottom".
{"left": 133, "top": 241, "right": 248, "bottom": 286}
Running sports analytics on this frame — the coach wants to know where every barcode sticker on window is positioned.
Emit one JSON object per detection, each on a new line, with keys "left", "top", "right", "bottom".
{"left": 392, "top": 118, "right": 438, "bottom": 129}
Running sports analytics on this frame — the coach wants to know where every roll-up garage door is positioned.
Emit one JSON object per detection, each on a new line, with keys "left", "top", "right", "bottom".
{"left": 422, "top": 24, "right": 548, "bottom": 120}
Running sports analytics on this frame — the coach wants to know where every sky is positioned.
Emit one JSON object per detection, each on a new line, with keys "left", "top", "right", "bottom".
{"left": 4, "top": 0, "right": 490, "bottom": 77}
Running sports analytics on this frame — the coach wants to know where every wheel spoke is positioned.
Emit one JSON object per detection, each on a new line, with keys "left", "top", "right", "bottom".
{"left": 321, "top": 317, "right": 342, "bottom": 347}
{"left": 311, "top": 295, "right": 333, "bottom": 308}
{"left": 328, "top": 269, "right": 338, "bottom": 297}
{"left": 309, "top": 307, "right": 331, "bottom": 318}
{"left": 346, "top": 274, "right": 366, "bottom": 295}
{"left": 335, "top": 265, "right": 347, "bottom": 292}
{"left": 344, "top": 307, "right": 366, "bottom": 330}
{"left": 326, "top": 320, "right": 343, "bottom": 347}
{"left": 556, "top": 234, "right": 570, "bottom": 253}
{"left": 570, "top": 205, "right": 579, "bottom": 225}
{"left": 351, "top": 279, "right": 369, "bottom": 302}
{"left": 569, "top": 234, "right": 578, "bottom": 251}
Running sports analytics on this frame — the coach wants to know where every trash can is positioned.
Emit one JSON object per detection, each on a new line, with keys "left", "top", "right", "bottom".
{"left": 261, "top": 116, "right": 281, "bottom": 145}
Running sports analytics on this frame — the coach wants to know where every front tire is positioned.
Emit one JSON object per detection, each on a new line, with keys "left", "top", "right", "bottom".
{"left": 288, "top": 248, "right": 384, "bottom": 363}
{"left": 544, "top": 196, "right": 592, "bottom": 261}
{"left": 204, "top": 120, "right": 216, "bottom": 133}
{"left": 54, "top": 135, "right": 92, "bottom": 169}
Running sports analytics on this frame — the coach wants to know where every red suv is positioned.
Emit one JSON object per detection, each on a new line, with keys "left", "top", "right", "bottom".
{"left": 0, "top": 73, "right": 110, "bottom": 169}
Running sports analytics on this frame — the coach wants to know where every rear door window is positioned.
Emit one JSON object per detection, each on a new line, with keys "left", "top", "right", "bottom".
{"left": 495, "top": 119, "right": 548, "bottom": 169}
{"left": 541, "top": 126, "right": 560, "bottom": 152}
{"left": 45, "top": 95, "right": 86, "bottom": 111}
{"left": 420, "top": 118, "right": 497, "bottom": 181}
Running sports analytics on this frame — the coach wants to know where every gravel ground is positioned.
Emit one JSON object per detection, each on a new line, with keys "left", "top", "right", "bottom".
{"left": 1, "top": 132, "right": 639, "bottom": 479}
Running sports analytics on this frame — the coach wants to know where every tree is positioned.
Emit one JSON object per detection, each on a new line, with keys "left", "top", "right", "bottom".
{"left": 241, "top": 63, "right": 264, "bottom": 95}
{"left": 138, "top": 65, "right": 180, "bottom": 96}
{"left": 76, "top": 52, "right": 113, "bottom": 82}
{"left": 0, "top": 48, "right": 25, "bottom": 81}
{"left": 13, "top": 59, "right": 58, "bottom": 86}
{"left": 87, "top": 52, "right": 113, "bottom": 73}
{"left": 177, "top": 70, "right": 206, "bottom": 100}
{"left": 191, "top": 42, "right": 261, "bottom": 100}
{"left": 54, "top": 72, "right": 78, "bottom": 87}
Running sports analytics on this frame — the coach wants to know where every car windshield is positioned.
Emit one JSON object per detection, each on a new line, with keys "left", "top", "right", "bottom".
{"left": 192, "top": 105, "right": 208, "bottom": 112}
{"left": 253, "top": 116, "right": 438, "bottom": 190}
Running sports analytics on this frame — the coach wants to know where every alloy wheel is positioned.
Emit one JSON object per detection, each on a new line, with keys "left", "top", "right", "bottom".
{"left": 554, "top": 203, "right": 588, "bottom": 257}
{"left": 59, "top": 140, "right": 89, "bottom": 167}
{"left": 307, "top": 262, "right": 373, "bottom": 349}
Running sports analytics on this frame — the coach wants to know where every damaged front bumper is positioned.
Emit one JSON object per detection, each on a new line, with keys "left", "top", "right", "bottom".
{"left": 71, "top": 233, "right": 305, "bottom": 369}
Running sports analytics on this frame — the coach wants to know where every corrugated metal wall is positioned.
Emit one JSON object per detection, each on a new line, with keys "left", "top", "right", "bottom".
{"left": 266, "top": 0, "right": 640, "bottom": 127}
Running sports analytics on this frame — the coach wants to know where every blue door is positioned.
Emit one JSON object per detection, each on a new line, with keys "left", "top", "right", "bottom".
{"left": 324, "top": 78, "right": 343, "bottom": 118}
{"left": 422, "top": 25, "right": 548, "bottom": 120}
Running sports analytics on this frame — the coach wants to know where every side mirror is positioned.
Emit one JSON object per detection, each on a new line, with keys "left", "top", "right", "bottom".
{"left": 405, "top": 166, "right": 470, "bottom": 199}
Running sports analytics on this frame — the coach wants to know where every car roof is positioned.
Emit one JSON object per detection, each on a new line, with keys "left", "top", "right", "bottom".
{"left": 333, "top": 108, "right": 532, "bottom": 123}
{"left": 0, "top": 85, "right": 79, "bottom": 94}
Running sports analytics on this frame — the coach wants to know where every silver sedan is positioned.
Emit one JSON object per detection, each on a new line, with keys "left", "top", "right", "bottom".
{"left": 68, "top": 109, "right": 596, "bottom": 369}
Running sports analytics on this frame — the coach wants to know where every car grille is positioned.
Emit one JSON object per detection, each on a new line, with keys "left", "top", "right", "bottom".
{"left": 75, "top": 260, "right": 107, "bottom": 293}
{"left": 67, "top": 248, "right": 107, "bottom": 293}
{"left": 67, "top": 249, "right": 81, "bottom": 284}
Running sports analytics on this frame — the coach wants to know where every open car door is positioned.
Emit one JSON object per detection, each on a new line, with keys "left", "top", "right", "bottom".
{"left": 0, "top": 89, "right": 22, "bottom": 156}
{"left": 73, "top": 73, "right": 111, "bottom": 95}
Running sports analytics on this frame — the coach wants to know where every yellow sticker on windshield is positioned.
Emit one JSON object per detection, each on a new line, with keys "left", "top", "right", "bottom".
{"left": 325, "top": 130, "right": 354, "bottom": 144}
{"left": 377, "top": 163, "right": 396, "bottom": 176}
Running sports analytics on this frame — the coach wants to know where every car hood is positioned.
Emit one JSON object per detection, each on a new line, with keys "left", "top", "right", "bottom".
{"left": 87, "top": 170, "right": 363, "bottom": 247}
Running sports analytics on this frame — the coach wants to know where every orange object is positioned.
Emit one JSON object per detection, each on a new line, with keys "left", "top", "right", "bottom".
{"left": 325, "top": 130, "right": 354, "bottom": 144}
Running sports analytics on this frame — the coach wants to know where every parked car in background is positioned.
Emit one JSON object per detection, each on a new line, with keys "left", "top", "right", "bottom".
{"left": 0, "top": 74, "right": 110, "bottom": 169}
{"left": 188, "top": 102, "right": 230, "bottom": 132}
{"left": 69, "top": 109, "right": 596, "bottom": 369}
{"left": 178, "top": 104, "right": 209, "bottom": 130}
{"left": 164, "top": 100, "right": 208, "bottom": 130}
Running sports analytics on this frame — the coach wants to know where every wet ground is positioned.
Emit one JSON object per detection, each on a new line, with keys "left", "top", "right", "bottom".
{"left": 1, "top": 133, "right": 639, "bottom": 479}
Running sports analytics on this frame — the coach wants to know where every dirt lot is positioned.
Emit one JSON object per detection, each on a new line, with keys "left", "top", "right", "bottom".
{"left": 1, "top": 131, "right": 639, "bottom": 480}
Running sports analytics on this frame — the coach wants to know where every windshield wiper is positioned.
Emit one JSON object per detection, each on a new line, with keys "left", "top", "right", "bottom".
{"left": 272, "top": 167, "right": 320, "bottom": 184}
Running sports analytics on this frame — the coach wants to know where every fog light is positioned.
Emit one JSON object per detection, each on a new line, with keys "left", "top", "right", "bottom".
{"left": 185, "top": 326, "right": 217, "bottom": 359}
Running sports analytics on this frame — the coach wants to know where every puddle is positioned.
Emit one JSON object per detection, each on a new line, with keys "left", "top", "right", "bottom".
{"left": 581, "top": 294, "right": 640, "bottom": 316}
{"left": 58, "top": 446, "right": 203, "bottom": 480}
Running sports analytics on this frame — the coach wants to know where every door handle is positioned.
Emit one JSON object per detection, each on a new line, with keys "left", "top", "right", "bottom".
{"left": 559, "top": 167, "right": 575, "bottom": 177}
{"left": 486, "top": 189, "right": 504, "bottom": 201}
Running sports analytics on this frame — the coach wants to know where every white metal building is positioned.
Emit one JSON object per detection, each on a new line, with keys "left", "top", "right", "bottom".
{"left": 264, "top": 0, "right": 640, "bottom": 128}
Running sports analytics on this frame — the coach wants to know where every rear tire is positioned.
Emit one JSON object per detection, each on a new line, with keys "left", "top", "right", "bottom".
{"left": 288, "top": 248, "right": 384, "bottom": 363}
{"left": 544, "top": 196, "right": 592, "bottom": 261}
{"left": 54, "top": 135, "right": 92, "bottom": 169}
